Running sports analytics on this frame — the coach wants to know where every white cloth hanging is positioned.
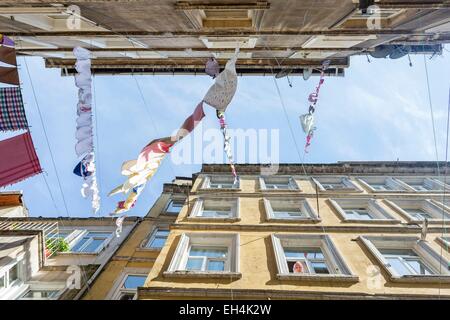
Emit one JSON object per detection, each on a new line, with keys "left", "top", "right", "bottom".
{"left": 299, "top": 113, "right": 315, "bottom": 134}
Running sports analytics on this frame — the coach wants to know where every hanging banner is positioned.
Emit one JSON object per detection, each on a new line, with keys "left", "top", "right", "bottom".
{"left": 0, "top": 46, "right": 17, "bottom": 66}
{"left": 0, "top": 87, "right": 28, "bottom": 131}
{"left": 72, "top": 47, "right": 100, "bottom": 213}
{"left": 0, "top": 131, "right": 42, "bottom": 187}
{"left": 0, "top": 66, "right": 19, "bottom": 86}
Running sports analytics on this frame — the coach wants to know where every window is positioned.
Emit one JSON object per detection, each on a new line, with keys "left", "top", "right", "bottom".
{"left": 165, "top": 233, "right": 240, "bottom": 278}
{"left": 394, "top": 177, "right": 448, "bottom": 192}
{"left": 71, "top": 231, "right": 112, "bottom": 253}
{"left": 259, "top": 176, "right": 300, "bottom": 191}
{"left": 165, "top": 199, "right": 184, "bottom": 215}
{"left": 357, "top": 177, "right": 407, "bottom": 192}
{"left": 384, "top": 199, "right": 450, "bottom": 223}
{"left": 201, "top": 175, "right": 240, "bottom": 190}
{"left": 116, "top": 274, "right": 147, "bottom": 300}
{"left": 145, "top": 228, "right": 169, "bottom": 249}
{"left": 271, "top": 234, "right": 357, "bottom": 281}
{"left": 189, "top": 198, "right": 239, "bottom": 220}
{"left": 263, "top": 198, "right": 320, "bottom": 222}
{"left": 329, "top": 199, "right": 399, "bottom": 223}
{"left": 312, "top": 177, "right": 363, "bottom": 192}
{"left": 0, "top": 261, "right": 23, "bottom": 297}
{"left": 185, "top": 247, "right": 228, "bottom": 271}
{"left": 19, "top": 290, "right": 60, "bottom": 300}
{"left": 380, "top": 249, "right": 434, "bottom": 276}
{"left": 359, "top": 236, "right": 450, "bottom": 282}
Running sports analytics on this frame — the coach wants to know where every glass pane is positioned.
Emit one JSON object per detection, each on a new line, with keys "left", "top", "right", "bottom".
{"left": 81, "top": 239, "right": 104, "bottom": 253}
{"left": 201, "top": 210, "right": 231, "bottom": 218}
{"left": 149, "top": 236, "right": 166, "bottom": 248}
{"left": 8, "top": 264, "right": 18, "bottom": 283}
{"left": 186, "top": 257, "right": 203, "bottom": 271}
{"left": 210, "top": 182, "right": 234, "bottom": 189}
{"left": 405, "top": 209, "right": 433, "bottom": 220}
{"left": 266, "top": 183, "right": 289, "bottom": 190}
{"left": 410, "top": 184, "right": 430, "bottom": 191}
{"left": 207, "top": 260, "right": 225, "bottom": 271}
{"left": 371, "top": 184, "right": 389, "bottom": 191}
{"left": 22, "top": 290, "right": 59, "bottom": 299}
{"left": 405, "top": 259, "right": 434, "bottom": 275}
{"left": 167, "top": 200, "right": 183, "bottom": 213}
{"left": 155, "top": 230, "right": 170, "bottom": 237}
{"left": 273, "top": 211, "right": 303, "bottom": 218}
{"left": 0, "top": 275, "right": 4, "bottom": 289}
{"left": 311, "top": 262, "right": 330, "bottom": 274}
{"left": 71, "top": 237, "right": 89, "bottom": 252}
{"left": 119, "top": 293, "right": 135, "bottom": 300}
{"left": 345, "top": 209, "right": 372, "bottom": 220}
{"left": 284, "top": 248, "right": 324, "bottom": 259}
{"left": 189, "top": 247, "right": 228, "bottom": 258}
{"left": 123, "top": 275, "right": 146, "bottom": 289}
{"left": 385, "top": 257, "right": 413, "bottom": 276}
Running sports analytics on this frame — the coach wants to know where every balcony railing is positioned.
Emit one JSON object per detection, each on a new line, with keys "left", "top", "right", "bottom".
{"left": 0, "top": 220, "right": 59, "bottom": 257}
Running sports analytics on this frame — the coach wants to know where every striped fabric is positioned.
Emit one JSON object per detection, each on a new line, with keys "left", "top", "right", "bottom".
{"left": 0, "top": 87, "right": 28, "bottom": 131}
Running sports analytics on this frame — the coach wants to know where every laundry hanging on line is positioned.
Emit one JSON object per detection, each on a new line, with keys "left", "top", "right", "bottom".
{"left": 0, "top": 46, "right": 17, "bottom": 66}
{"left": 0, "top": 131, "right": 42, "bottom": 188}
{"left": 72, "top": 47, "right": 100, "bottom": 213}
{"left": 0, "top": 87, "right": 28, "bottom": 131}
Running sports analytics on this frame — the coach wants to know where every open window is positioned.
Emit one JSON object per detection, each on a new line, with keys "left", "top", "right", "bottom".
{"left": 271, "top": 234, "right": 357, "bottom": 282}
{"left": 165, "top": 233, "right": 240, "bottom": 278}
{"left": 359, "top": 236, "right": 450, "bottom": 283}
{"left": 329, "top": 198, "right": 400, "bottom": 223}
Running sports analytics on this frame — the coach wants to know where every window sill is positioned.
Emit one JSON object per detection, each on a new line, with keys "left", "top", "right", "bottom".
{"left": 390, "top": 275, "right": 450, "bottom": 283}
{"left": 186, "top": 217, "right": 241, "bottom": 223}
{"left": 163, "top": 271, "right": 242, "bottom": 279}
{"left": 406, "top": 219, "right": 450, "bottom": 225}
{"left": 342, "top": 219, "right": 401, "bottom": 224}
{"left": 259, "top": 189, "right": 301, "bottom": 192}
{"left": 57, "top": 251, "right": 99, "bottom": 256}
{"left": 320, "top": 188, "right": 363, "bottom": 193}
{"left": 277, "top": 273, "right": 359, "bottom": 283}
{"left": 266, "top": 218, "right": 321, "bottom": 224}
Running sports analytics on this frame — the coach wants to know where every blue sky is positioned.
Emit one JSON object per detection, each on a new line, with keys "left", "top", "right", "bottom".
{"left": 1, "top": 47, "right": 449, "bottom": 218}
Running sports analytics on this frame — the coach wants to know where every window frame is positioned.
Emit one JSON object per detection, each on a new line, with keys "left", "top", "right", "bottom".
{"left": 184, "top": 245, "right": 230, "bottom": 272}
{"left": 357, "top": 177, "right": 408, "bottom": 193}
{"left": 189, "top": 197, "right": 240, "bottom": 221}
{"left": 107, "top": 269, "right": 150, "bottom": 300}
{"left": 69, "top": 230, "right": 114, "bottom": 254}
{"left": 143, "top": 227, "right": 170, "bottom": 250}
{"left": 271, "top": 234, "right": 358, "bottom": 282}
{"left": 164, "top": 233, "right": 241, "bottom": 279}
{"left": 312, "top": 177, "right": 364, "bottom": 193}
{"left": 384, "top": 199, "right": 450, "bottom": 224}
{"left": 358, "top": 236, "right": 450, "bottom": 283}
{"left": 200, "top": 175, "right": 241, "bottom": 191}
{"left": 393, "top": 177, "right": 450, "bottom": 193}
{"left": 263, "top": 197, "right": 320, "bottom": 223}
{"left": 329, "top": 198, "right": 401, "bottom": 224}
{"left": 164, "top": 198, "right": 185, "bottom": 215}
{"left": 259, "top": 176, "right": 301, "bottom": 192}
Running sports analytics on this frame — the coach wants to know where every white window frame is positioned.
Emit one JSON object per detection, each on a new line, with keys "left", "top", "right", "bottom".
{"left": 18, "top": 284, "right": 64, "bottom": 300}
{"left": 358, "top": 236, "right": 450, "bottom": 283}
{"left": 200, "top": 175, "right": 241, "bottom": 191}
{"left": 67, "top": 230, "right": 114, "bottom": 254}
{"left": 106, "top": 268, "right": 150, "bottom": 300}
{"left": 393, "top": 177, "right": 449, "bottom": 193}
{"left": 259, "top": 176, "right": 301, "bottom": 191}
{"left": 165, "top": 233, "right": 240, "bottom": 279}
{"left": 163, "top": 197, "right": 185, "bottom": 215}
{"left": 143, "top": 227, "right": 170, "bottom": 250}
{"left": 184, "top": 246, "right": 230, "bottom": 272}
{"left": 189, "top": 198, "right": 240, "bottom": 221}
{"left": 384, "top": 199, "right": 450, "bottom": 224}
{"left": 312, "top": 177, "right": 363, "bottom": 193}
{"left": 357, "top": 177, "right": 408, "bottom": 193}
{"left": 263, "top": 197, "right": 320, "bottom": 222}
{"left": 271, "top": 234, "right": 358, "bottom": 282}
{"left": 328, "top": 198, "right": 400, "bottom": 224}
{"left": 0, "top": 254, "right": 27, "bottom": 300}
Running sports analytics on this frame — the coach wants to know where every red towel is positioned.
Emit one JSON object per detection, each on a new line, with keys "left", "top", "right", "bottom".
{"left": 0, "top": 131, "right": 42, "bottom": 187}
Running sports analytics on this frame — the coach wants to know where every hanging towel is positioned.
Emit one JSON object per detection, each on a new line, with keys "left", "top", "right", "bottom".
{"left": 0, "top": 66, "right": 19, "bottom": 86}
{"left": 0, "top": 46, "right": 17, "bottom": 66}
{"left": 0, "top": 87, "right": 28, "bottom": 131}
{"left": 0, "top": 131, "right": 42, "bottom": 187}
{"left": 0, "top": 35, "right": 15, "bottom": 47}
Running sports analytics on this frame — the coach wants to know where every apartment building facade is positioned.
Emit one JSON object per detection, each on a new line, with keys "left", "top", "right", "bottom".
{"left": 0, "top": 1, "right": 448, "bottom": 76}
{"left": 0, "top": 192, "right": 137, "bottom": 300}
{"left": 136, "top": 162, "right": 450, "bottom": 300}
{"left": 82, "top": 178, "right": 191, "bottom": 300}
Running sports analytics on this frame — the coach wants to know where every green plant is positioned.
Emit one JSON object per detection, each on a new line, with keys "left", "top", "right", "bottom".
{"left": 46, "top": 237, "right": 70, "bottom": 254}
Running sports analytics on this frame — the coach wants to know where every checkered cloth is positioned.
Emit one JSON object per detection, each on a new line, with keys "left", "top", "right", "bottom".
{"left": 0, "top": 87, "right": 28, "bottom": 131}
